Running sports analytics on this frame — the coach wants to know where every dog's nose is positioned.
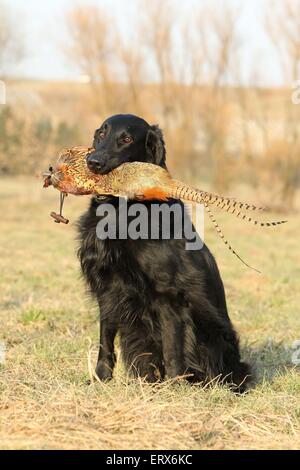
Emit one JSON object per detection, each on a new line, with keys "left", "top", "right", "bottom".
{"left": 87, "top": 154, "right": 104, "bottom": 173}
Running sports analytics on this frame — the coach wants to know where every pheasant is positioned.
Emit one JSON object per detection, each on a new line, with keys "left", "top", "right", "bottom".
{"left": 43, "top": 146, "right": 287, "bottom": 271}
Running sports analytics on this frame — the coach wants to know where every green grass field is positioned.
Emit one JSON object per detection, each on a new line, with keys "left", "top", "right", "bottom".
{"left": 0, "top": 176, "right": 299, "bottom": 450}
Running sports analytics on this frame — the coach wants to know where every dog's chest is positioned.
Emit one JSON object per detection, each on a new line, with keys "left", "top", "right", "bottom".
{"left": 78, "top": 200, "right": 182, "bottom": 290}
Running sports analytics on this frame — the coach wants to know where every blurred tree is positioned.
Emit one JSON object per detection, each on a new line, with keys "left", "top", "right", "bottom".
{"left": 62, "top": 0, "right": 244, "bottom": 187}
{"left": 55, "top": 121, "right": 81, "bottom": 147}
{"left": 115, "top": 31, "right": 145, "bottom": 115}
{"left": 191, "top": 2, "right": 241, "bottom": 190}
{"left": 35, "top": 118, "right": 53, "bottom": 142}
{"left": 140, "top": 0, "right": 176, "bottom": 129}
{"left": 265, "top": 0, "right": 300, "bottom": 208}
{"left": 64, "top": 4, "right": 116, "bottom": 114}
{"left": 0, "top": 107, "right": 83, "bottom": 176}
{"left": 0, "top": 0, "right": 25, "bottom": 76}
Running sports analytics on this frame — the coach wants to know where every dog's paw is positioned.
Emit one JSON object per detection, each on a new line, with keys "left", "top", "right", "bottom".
{"left": 95, "top": 362, "right": 114, "bottom": 382}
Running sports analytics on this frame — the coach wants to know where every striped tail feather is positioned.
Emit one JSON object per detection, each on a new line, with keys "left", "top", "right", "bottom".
{"left": 214, "top": 198, "right": 265, "bottom": 212}
{"left": 224, "top": 205, "right": 287, "bottom": 227}
{"left": 204, "top": 203, "right": 261, "bottom": 273}
{"left": 171, "top": 182, "right": 265, "bottom": 213}
{"left": 201, "top": 191, "right": 286, "bottom": 227}
{"left": 170, "top": 182, "right": 287, "bottom": 228}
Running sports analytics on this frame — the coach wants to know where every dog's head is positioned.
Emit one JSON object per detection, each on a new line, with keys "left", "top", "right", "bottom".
{"left": 86, "top": 114, "right": 166, "bottom": 174}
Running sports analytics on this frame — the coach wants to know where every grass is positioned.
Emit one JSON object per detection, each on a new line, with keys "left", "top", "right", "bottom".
{"left": 0, "top": 176, "right": 300, "bottom": 450}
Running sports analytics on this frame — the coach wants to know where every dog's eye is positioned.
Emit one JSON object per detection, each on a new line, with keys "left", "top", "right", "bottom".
{"left": 123, "top": 136, "right": 133, "bottom": 144}
{"left": 99, "top": 132, "right": 105, "bottom": 140}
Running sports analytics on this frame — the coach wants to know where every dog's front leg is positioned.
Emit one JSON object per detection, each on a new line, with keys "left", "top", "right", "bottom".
{"left": 157, "top": 298, "right": 185, "bottom": 379}
{"left": 95, "top": 317, "right": 118, "bottom": 381}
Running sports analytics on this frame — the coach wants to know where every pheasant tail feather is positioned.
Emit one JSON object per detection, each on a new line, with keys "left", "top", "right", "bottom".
{"left": 204, "top": 203, "right": 261, "bottom": 273}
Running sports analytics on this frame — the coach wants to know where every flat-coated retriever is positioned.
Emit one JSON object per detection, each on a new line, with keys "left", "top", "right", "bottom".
{"left": 78, "top": 114, "right": 252, "bottom": 391}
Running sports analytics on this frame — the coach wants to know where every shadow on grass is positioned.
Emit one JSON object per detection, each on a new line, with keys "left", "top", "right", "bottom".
{"left": 242, "top": 339, "right": 299, "bottom": 385}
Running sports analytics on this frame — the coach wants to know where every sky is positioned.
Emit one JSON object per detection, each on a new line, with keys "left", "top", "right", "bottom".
{"left": 9, "top": 0, "right": 283, "bottom": 86}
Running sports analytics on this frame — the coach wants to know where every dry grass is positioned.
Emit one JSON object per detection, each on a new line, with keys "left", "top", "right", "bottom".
{"left": 0, "top": 176, "right": 300, "bottom": 450}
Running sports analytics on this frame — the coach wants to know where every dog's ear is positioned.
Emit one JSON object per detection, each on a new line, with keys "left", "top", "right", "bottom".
{"left": 92, "top": 128, "right": 99, "bottom": 147}
{"left": 145, "top": 125, "right": 167, "bottom": 168}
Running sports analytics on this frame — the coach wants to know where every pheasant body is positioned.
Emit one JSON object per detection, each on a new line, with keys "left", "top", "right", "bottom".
{"left": 46, "top": 147, "right": 266, "bottom": 212}
{"left": 43, "top": 146, "right": 287, "bottom": 271}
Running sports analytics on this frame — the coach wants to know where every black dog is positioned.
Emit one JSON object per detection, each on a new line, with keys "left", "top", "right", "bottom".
{"left": 78, "top": 114, "right": 252, "bottom": 391}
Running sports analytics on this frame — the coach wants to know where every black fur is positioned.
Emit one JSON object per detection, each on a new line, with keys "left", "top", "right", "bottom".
{"left": 78, "top": 114, "right": 252, "bottom": 391}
